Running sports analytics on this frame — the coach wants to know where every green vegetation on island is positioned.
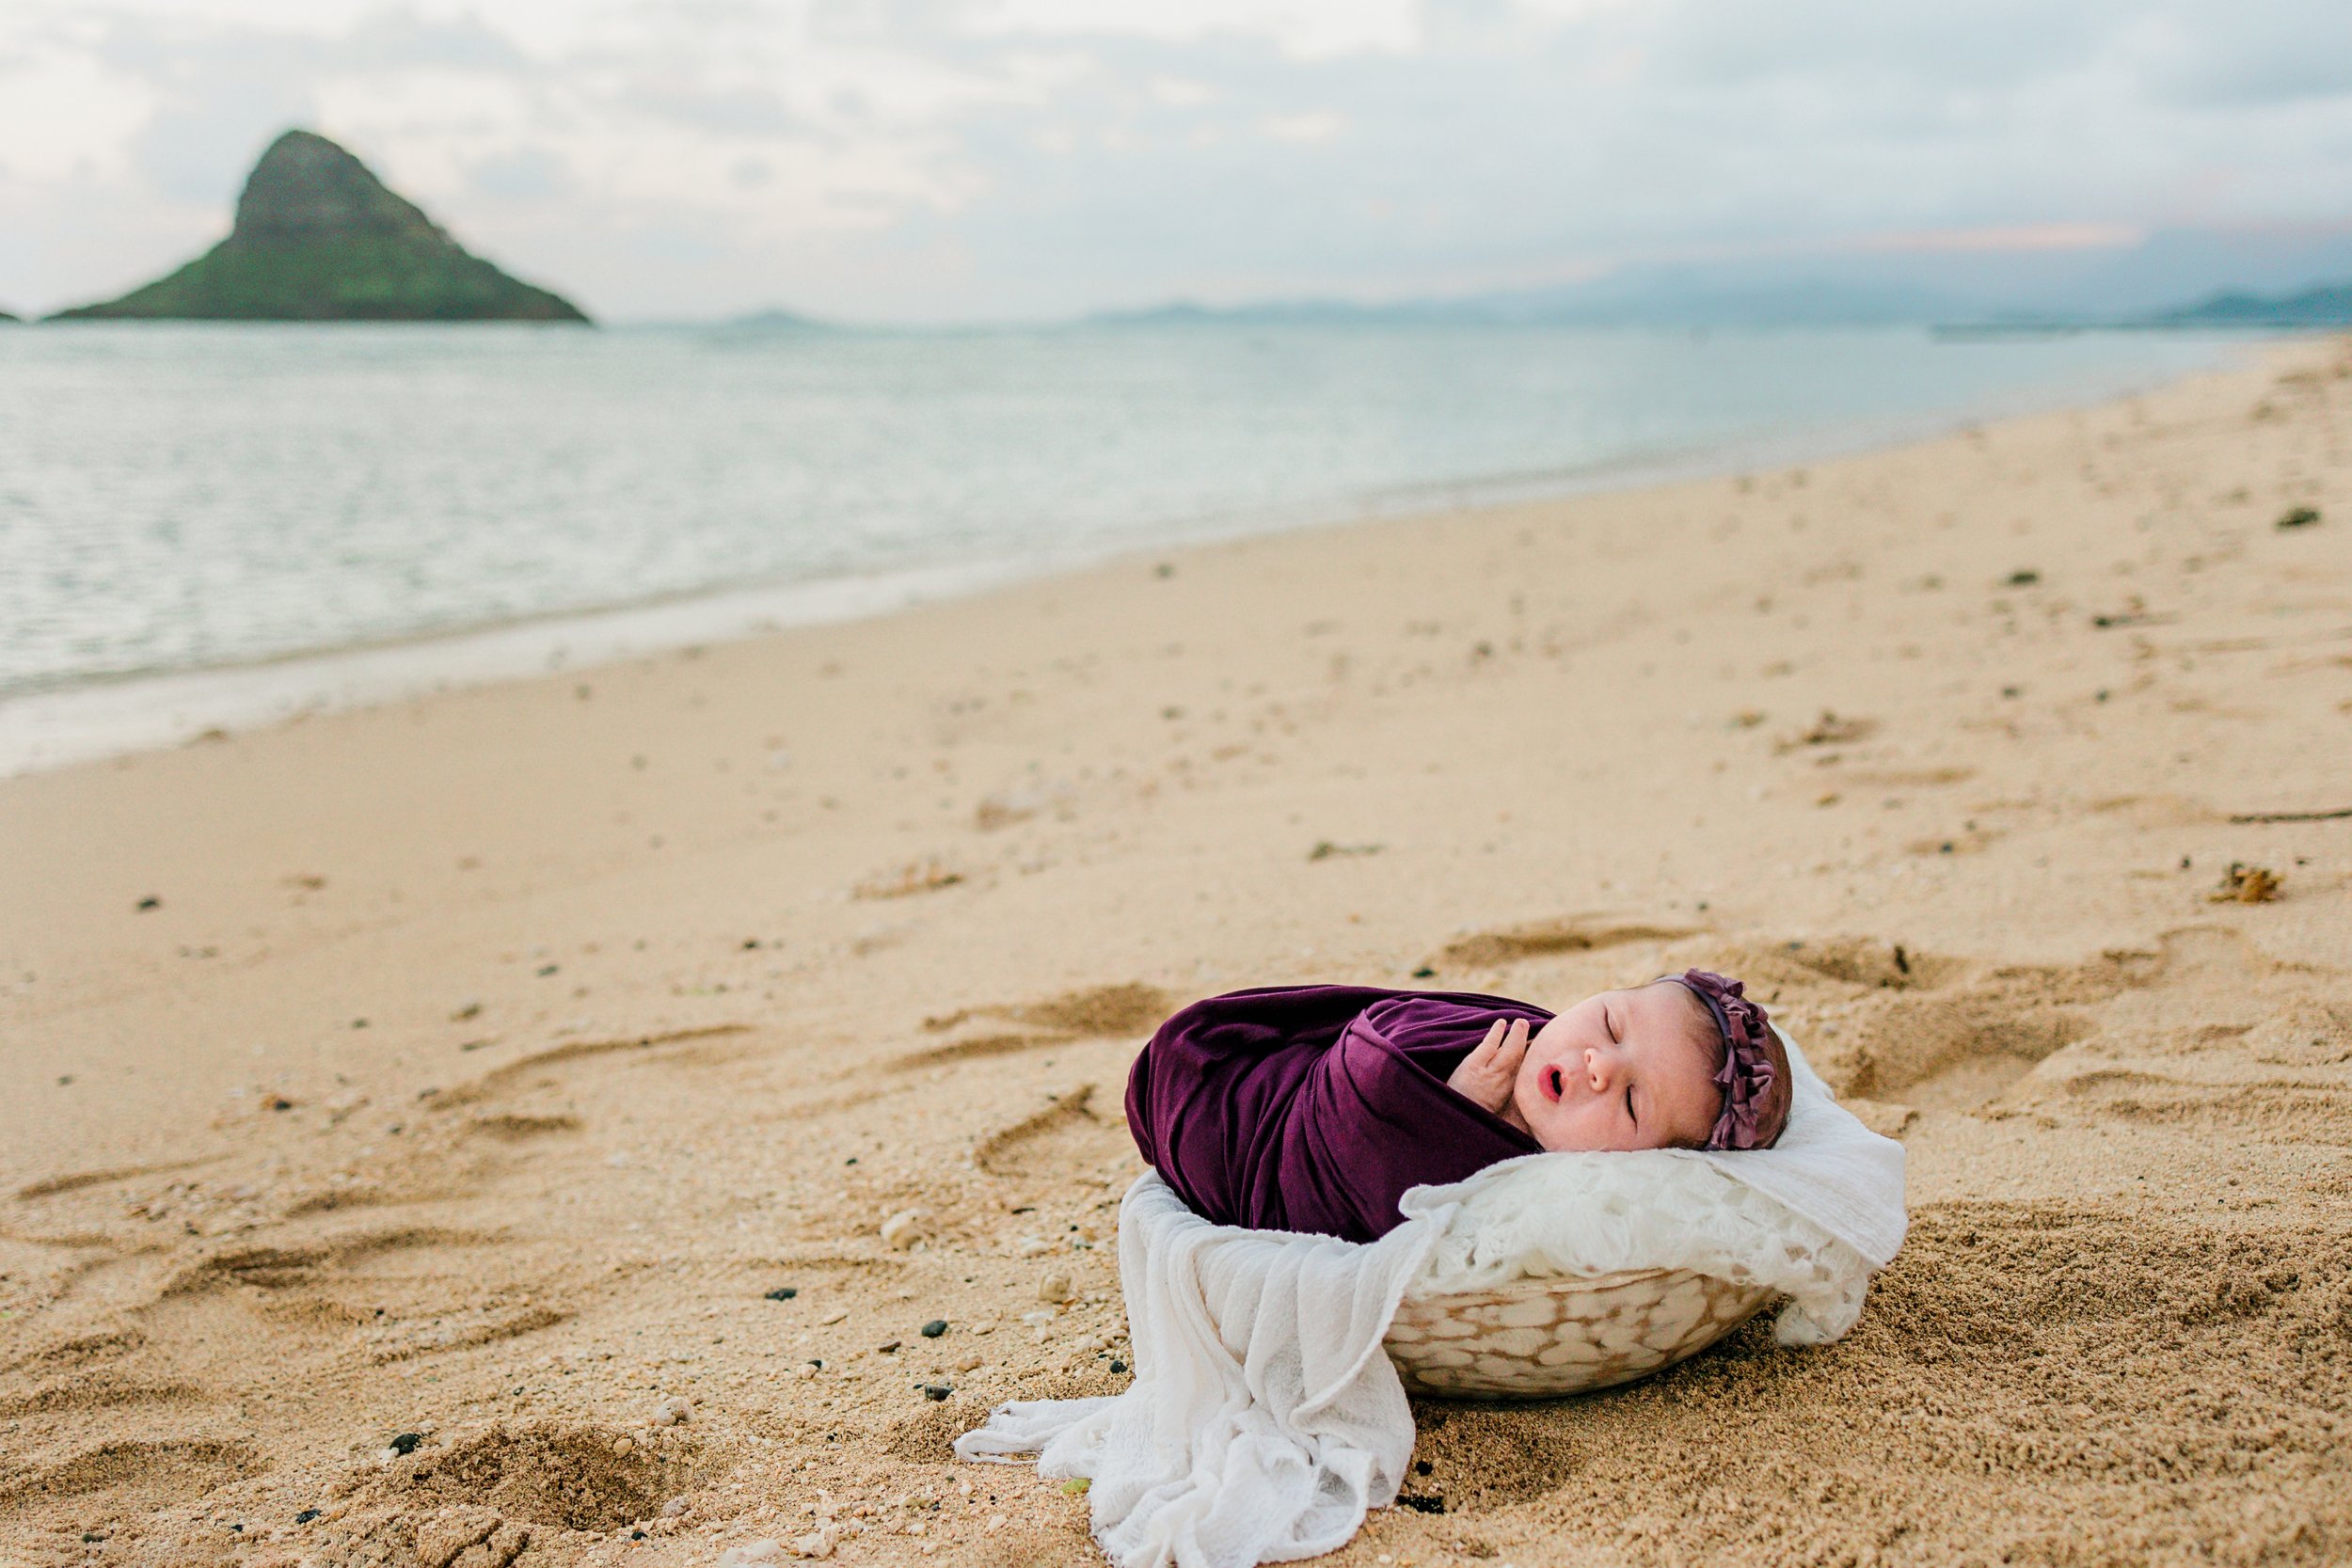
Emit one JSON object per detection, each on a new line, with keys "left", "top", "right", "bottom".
{"left": 52, "top": 130, "right": 588, "bottom": 324}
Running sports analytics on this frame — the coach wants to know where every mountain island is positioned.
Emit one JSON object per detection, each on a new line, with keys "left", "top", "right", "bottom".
{"left": 55, "top": 130, "right": 588, "bottom": 323}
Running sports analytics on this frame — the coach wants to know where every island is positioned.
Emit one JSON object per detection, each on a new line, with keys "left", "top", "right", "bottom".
{"left": 51, "top": 129, "right": 588, "bottom": 323}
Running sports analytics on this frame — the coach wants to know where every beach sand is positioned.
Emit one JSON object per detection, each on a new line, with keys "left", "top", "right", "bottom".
{"left": 3, "top": 338, "right": 2349, "bottom": 1568}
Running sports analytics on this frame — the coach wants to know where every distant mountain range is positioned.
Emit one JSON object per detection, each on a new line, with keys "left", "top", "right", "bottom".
{"left": 1084, "top": 280, "right": 1964, "bottom": 330}
{"left": 1072, "top": 227, "right": 2352, "bottom": 334}
{"left": 2155, "top": 282, "right": 2352, "bottom": 328}
{"left": 54, "top": 130, "right": 588, "bottom": 324}
{"left": 723, "top": 308, "right": 836, "bottom": 332}
{"left": 726, "top": 263, "right": 2352, "bottom": 335}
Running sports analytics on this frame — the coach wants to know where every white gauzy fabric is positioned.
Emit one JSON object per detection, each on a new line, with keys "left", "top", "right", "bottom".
{"left": 955, "top": 1174, "right": 1452, "bottom": 1568}
{"left": 954, "top": 1027, "right": 1906, "bottom": 1568}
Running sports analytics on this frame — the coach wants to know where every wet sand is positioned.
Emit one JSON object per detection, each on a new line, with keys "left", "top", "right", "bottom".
{"left": 3, "top": 337, "right": 2349, "bottom": 1567}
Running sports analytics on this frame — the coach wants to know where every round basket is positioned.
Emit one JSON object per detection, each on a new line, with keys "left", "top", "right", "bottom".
{"left": 1383, "top": 1268, "right": 1772, "bottom": 1400}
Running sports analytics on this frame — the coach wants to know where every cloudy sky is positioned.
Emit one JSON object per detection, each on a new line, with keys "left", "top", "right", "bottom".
{"left": 3, "top": 0, "right": 2350, "bottom": 321}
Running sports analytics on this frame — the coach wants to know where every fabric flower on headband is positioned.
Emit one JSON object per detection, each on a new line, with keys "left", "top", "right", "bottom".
{"left": 1670, "top": 968, "right": 1779, "bottom": 1151}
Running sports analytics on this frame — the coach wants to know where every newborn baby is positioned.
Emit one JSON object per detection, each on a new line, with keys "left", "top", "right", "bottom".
{"left": 1124, "top": 971, "right": 1792, "bottom": 1243}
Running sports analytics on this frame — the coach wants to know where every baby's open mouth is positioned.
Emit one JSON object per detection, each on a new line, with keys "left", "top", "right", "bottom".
{"left": 1541, "top": 1065, "right": 1565, "bottom": 1103}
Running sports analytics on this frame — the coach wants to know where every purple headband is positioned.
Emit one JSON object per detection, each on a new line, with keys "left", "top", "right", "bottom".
{"left": 1665, "top": 969, "right": 1779, "bottom": 1151}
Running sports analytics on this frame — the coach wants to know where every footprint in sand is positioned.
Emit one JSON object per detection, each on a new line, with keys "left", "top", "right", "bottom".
{"left": 158, "top": 1226, "right": 498, "bottom": 1298}
{"left": 0, "top": 1436, "right": 262, "bottom": 1514}
{"left": 435, "top": 1023, "right": 752, "bottom": 1109}
{"left": 0, "top": 1328, "right": 204, "bottom": 1425}
{"left": 972, "top": 1085, "right": 1131, "bottom": 1180}
{"left": 463, "top": 1112, "right": 585, "bottom": 1142}
{"left": 1427, "top": 916, "right": 1697, "bottom": 973}
{"left": 895, "top": 982, "right": 1170, "bottom": 1071}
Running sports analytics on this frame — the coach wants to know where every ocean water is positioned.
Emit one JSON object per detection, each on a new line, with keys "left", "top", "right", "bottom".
{"left": 0, "top": 320, "right": 2241, "bottom": 771}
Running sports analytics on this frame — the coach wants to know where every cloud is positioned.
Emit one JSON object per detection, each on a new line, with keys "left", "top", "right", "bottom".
{"left": 961, "top": 0, "right": 1422, "bottom": 59}
{"left": 2, "top": 0, "right": 2350, "bottom": 319}
{"left": 468, "top": 144, "right": 569, "bottom": 201}
{"left": 1849, "top": 222, "right": 2147, "bottom": 256}
{"left": 1259, "top": 109, "right": 1344, "bottom": 143}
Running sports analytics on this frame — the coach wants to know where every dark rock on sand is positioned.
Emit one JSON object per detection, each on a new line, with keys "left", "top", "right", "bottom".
{"left": 53, "top": 130, "right": 588, "bottom": 324}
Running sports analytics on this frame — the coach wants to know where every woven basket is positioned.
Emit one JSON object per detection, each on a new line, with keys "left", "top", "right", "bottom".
{"left": 1383, "top": 1268, "right": 1772, "bottom": 1400}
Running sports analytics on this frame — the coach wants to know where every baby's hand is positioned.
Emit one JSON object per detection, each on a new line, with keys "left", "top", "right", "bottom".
{"left": 1445, "top": 1017, "right": 1529, "bottom": 1117}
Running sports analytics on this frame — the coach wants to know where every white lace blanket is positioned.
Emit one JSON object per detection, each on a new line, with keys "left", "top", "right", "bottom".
{"left": 955, "top": 1029, "right": 1905, "bottom": 1568}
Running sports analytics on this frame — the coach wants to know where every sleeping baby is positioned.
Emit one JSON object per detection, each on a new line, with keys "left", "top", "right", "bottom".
{"left": 1124, "top": 971, "right": 1793, "bottom": 1243}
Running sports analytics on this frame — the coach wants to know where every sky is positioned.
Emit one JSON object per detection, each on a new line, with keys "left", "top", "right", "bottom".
{"left": 2, "top": 0, "right": 2350, "bottom": 322}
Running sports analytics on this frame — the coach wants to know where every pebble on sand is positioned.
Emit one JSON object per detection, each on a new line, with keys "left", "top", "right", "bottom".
{"left": 766, "top": 1286, "right": 799, "bottom": 1301}
{"left": 920, "top": 1319, "right": 948, "bottom": 1338}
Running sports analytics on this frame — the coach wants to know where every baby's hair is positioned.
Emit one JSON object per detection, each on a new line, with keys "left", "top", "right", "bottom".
{"left": 1650, "top": 978, "right": 1795, "bottom": 1150}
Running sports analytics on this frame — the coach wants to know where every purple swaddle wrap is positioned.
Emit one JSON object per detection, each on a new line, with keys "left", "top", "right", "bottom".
{"left": 1124, "top": 986, "right": 1547, "bottom": 1243}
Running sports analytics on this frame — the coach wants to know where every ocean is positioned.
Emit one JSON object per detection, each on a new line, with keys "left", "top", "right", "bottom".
{"left": 0, "top": 319, "right": 2243, "bottom": 772}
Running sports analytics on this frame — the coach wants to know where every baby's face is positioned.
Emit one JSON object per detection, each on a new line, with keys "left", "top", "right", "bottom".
{"left": 1505, "top": 983, "right": 1723, "bottom": 1152}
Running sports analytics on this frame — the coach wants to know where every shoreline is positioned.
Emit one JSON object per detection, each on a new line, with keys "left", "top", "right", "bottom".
{"left": 2, "top": 332, "right": 2347, "bottom": 1566}
{"left": 0, "top": 329, "right": 2263, "bottom": 777}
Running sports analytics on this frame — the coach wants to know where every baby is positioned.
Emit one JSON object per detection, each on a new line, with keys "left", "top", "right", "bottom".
{"left": 1125, "top": 971, "right": 1792, "bottom": 1244}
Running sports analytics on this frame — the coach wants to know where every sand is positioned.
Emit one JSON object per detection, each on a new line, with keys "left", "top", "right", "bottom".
{"left": 3, "top": 337, "right": 2349, "bottom": 1568}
